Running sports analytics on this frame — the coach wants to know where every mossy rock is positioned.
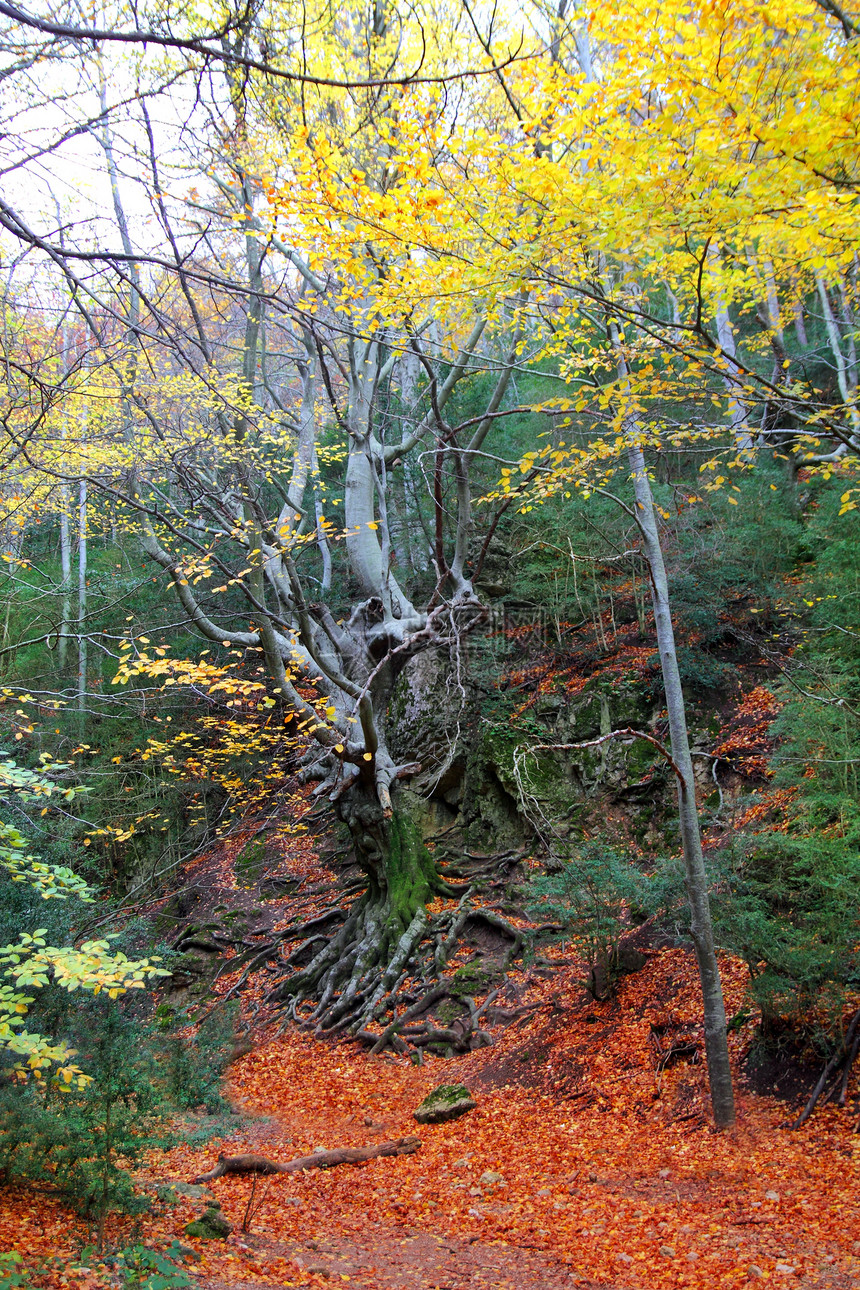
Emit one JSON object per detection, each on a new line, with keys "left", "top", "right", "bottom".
{"left": 234, "top": 837, "right": 270, "bottom": 886}
{"left": 184, "top": 1205, "right": 232, "bottom": 1240}
{"left": 435, "top": 999, "right": 466, "bottom": 1026}
{"left": 449, "top": 962, "right": 503, "bottom": 998}
{"left": 413, "top": 1083, "right": 476, "bottom": 1125}
{"left": 169, "top": 950, "right": 218, "bottom": 979}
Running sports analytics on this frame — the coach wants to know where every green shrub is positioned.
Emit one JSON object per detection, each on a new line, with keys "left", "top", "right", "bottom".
{"left": 0, "top": 1253, "right": 29, "bottom": 1290}
{"left": 0, "top": 998, "right": 168, "bottom": 1248}
{"left": 116, "top": 1242, "right": 194, "bottom": 1290}
{"left": 713, "top": 833, "right": 860, "bottom": 1044}
{"left": 157, "top": 1003, "right": 238, "bottom": 1114}
{"left": 527, "top": 843, "right": 655, "bottom": 998}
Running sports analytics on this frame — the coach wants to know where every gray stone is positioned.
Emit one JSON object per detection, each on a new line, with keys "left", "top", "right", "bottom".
{"left": 413, "top": 1083, "right": 476, "bottom": 1125}
{"left": 660, "top": 1246, "right": 676, "bottom": 1259}
{"left": 615, "top": 1252, "right": 633, "bottom": 1264}
{"left": 157, "top": 1182, "right": 215, "bottom": 1203}
{"left": 174, "top": 1245, "right": 202, "bottom": 1263}
{"left": 775, "top": 1265, "right": 796, "bottom": 1277}
{"left": 747, "top": 1268, "right": 765, "bottom": 1280}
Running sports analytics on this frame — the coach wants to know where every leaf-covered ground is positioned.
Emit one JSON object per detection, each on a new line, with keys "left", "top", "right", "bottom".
{"left": 3, "top": 946, "right": 858, "bottom": 1290}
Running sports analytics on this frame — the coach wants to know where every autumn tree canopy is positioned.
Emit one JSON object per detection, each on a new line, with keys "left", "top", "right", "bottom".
{"left": 1, "top": 0, "right": 858, "bottom": 1127}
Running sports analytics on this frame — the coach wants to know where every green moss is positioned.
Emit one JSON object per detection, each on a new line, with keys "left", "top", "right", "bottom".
{"left": 154, "top": 1003, "right": 176, "bottom": 1032}
{"left": 449, "top": 962, "right": 502, "bottom": 997}
{"left": 380, "top": 807, "right": 443, "bottom": 950}
{"left": 234, "top": 837, "right": 268, "bottom": 886}
{"left": 184, "top": 1206, "right": 231, "bottom": 1240}
{"left": 624, "top": 737, "right": 660, "bottom": 780}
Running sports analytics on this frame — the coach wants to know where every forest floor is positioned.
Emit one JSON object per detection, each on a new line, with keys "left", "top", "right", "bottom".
{"left": 2, "top": 946, "right": 859, "bottom": 1290}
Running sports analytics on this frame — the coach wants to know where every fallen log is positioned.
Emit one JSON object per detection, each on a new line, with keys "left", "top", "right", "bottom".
{"left": 191, "top": 1136, "right": 421, "bottom": 1184}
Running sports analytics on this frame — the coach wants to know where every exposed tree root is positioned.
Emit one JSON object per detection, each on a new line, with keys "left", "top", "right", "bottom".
{"left": 792, "top": 1007, "right": 860, "bottom": 1128}
{"left": 190, "top": 835, "right": 532, "bottom": 1056}
{"left": 260, "top": 885, "right": 528, "bottom": 1054}
{"left": 191, "top": 1137, "right": 421, "bottom": 1184}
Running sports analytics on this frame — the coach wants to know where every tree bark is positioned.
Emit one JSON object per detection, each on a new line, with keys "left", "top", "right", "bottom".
{"left": 58, "top": 484, "right": 72, "bottom": 671}
{"left": 626, "top": 445, "right": 736, "bottom": 1128}
{"left": 710, "top": 247, "right": 754, "bottom": 453}
{"left": 191, "top": 1137, "right": 421, "bottom": 1183}
{"left": 613, "top": 341, "right": 736, "bottom": 1130}
{"left": 76, "top": 476, "right": 87, "bottom": 716}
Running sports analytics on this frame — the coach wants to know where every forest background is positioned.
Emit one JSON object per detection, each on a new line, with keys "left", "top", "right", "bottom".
{"left": 0, "top": 0, "right": 859, "bottom": 1279}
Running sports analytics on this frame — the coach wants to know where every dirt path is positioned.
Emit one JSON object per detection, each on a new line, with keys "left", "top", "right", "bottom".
{"left": 201, "top": 1224, "right": 598, "bottom": 1289}
{"left": 141, "top": 953, "right": 859, "bottom": 1290}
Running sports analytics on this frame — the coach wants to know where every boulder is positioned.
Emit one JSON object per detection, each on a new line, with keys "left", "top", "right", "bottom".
{"left": 184, "top": 1204, "right": 232, "bottom": 1240}
{"left": 157, "top": 1182, "right": 215, "bottom": 1203}
{"left": 413, "top": 1083, "right": 476, "bottom": 1125}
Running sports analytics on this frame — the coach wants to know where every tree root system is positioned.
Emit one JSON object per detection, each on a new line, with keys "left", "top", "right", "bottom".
{"left": 792, "top": 1006, "right": 860, "bottom": 1128}
{"left": 206, "top": 848, "right": 532, "bottom": 1058}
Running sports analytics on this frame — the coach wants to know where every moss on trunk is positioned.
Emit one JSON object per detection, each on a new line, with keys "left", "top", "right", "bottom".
{"left": 380, "top": 810, "right": 446, "bottom": 952}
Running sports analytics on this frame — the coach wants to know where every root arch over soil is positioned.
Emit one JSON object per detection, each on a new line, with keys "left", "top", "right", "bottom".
{"left": 269, "top": 891, "right": 527, "bottom": 1055}
{"left": 222, "top": 822, "right": 531, "bottom": 1056}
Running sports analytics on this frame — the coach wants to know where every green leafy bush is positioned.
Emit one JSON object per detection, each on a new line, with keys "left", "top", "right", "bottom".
{"left": 0, "top": 994, "right": 239, "bottom": 1245}
{"left": 0, "top": 761, "right": 168, "bottom": 1085}
{"left": 116, "top": 1241, "right": 194, "bottom": 1290}
{"left": 0, "top": 999, "right": 167, "bottom": 1244}
{"left": 157, "top": 1003, "right": 238, "bottom": 1114}
{"left": 0, "top": 1253, "right": 29, "bottom": 1290}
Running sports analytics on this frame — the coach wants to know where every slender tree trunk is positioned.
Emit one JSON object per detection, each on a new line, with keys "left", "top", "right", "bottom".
{"left": 613, "top": 337, "right": 735, "bottom": 1128}
{"left": 710, "top": 248, "right": 753, "bottom": 452}
{"left": 58, "top": 485, "right": 72, "bottom": 670}
{"left": 816, "top": 274, "right": 860, "bottom": 438}
{"left": 793, "top": 300, "right": 808, "bottom": 349}
{"left": 626, "top": 445, "right": 736, "bottom": 1127}
{"left": 313, "top": 454, "right": 333, "bottom": 592}
{"left": 77, "top": 477, "right": 87, "bottom": 715}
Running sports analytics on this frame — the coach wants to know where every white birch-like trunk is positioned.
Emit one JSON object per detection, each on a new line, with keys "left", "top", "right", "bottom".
{"left": 711, "top": 250, "right": 754, "bottom": 452}
{"left": 816, "top": 274, "right": 860, "bottom": 439}
{"left": 793, "top": 301, "right": 808, "bottom": 349}
{"left": 58, "top": 486, "right": 72, "bottom": 670}
{"left": 77, "top": 477, "right": 88, "bottom": 714}
{"left": 312, "top": 441, "right": 333, "bottom": 594}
